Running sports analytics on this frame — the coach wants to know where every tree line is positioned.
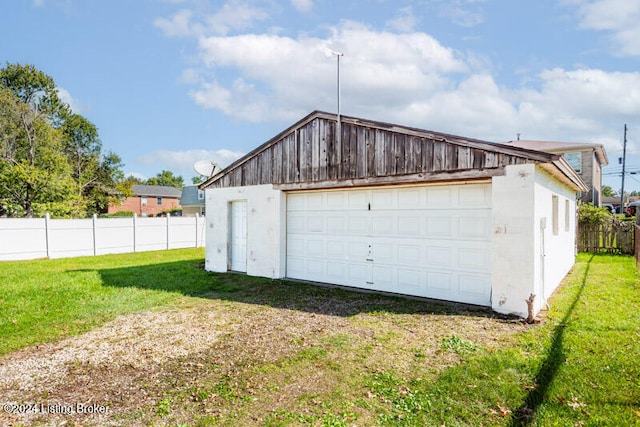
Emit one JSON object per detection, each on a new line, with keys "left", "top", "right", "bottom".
{"left": 0, "top": 63, "right": 192, "bottom": 218}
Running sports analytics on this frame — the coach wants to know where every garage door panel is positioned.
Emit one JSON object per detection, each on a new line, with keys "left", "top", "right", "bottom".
{"left": 427, "top": 271, "right": 453, "bottom": 291}
{"left": 307, "top": 239, "right": 324, "bottom": 257}
{"left": 372, "top": 216, "right": 395, "bottom": 235}
{"left": 426, "top": 246, "right": 452, "bottom": 267}
{"left": 397, "top": 244, "right": 421, "bottom": 265}
{"left": 372, "top": 266, "right": 393, "bottom": 288}
{"left": 459, "top": 275, "right": 491, "bottom": 304}
{"left": 459, "top": 185, "right": 491, "bottom": 206}
{"left": 287, "top": 214, "right": 305, "bottom": 233}
{"left": 348, "top": 191, "right": 367, "bottom": 209}
{"left": 347, "top": 241, "right": 369, "bottom": 259}
{"left": 427, "top": 216, "right": 453, "bottom": 236}
{"left": 348, "top": 216, "right": 369, "bottom": 235}
{"left": 398, "top": 268, "right": 423, "bottom": 290}
{"left": 426, "top": 187, "right": 453, "bottom": 206}
{"left": 306, "top": 193, "right": 324, "bottom": 209}
{"left": 287, "top": 184, "right": 492, "bottom": 306}
{"left": 372, "top": 189, "right": 395, "bottom": 208}
{"left": 327, "top": 240, "right": 346, "bottom": 258}
{"left": 348, "top": 264, "right": 368, "bottom": 283}
{"left": 397, "top": 188, "right": 423, "bottom": 208}
{"left": 327, "top": 191, "right": 347, "bottom": 209}
{"left": 326, "top": 261, "right": 347, "bottom": 281}
{"left": 458, "top": 215, "right": 491, "bottom": 239}
{"left": 327, "top": 216, "right": 345, "bottom": 233}
{"left": 459, "top": 248, "right": 490, "bottom": 271}
{"left": 398, "top": 216, "right": 421, "bottom": 236}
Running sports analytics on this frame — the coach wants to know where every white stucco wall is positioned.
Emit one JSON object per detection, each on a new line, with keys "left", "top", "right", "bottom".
{"left": 204, "top": 184, "right": 285, "bottom": 278}
{"left": 533, "top": 168, "right": 577, "bottom": 308}
{"left": 491, "top": 163, "right": 537, "bottom": 316}
{"left": 491, "top": 164, "right": 578, "bottom": 317}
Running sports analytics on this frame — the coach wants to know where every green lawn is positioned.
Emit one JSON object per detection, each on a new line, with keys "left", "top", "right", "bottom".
{"left": 1, "top": 251, "right": 639, "bottom": 426}
{"left": 0, "top": 248, "right": 211, "bottom": 355}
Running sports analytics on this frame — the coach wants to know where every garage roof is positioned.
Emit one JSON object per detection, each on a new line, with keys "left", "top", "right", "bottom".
{"left": 200, "top": 111, "right": 587, "bottom": 192}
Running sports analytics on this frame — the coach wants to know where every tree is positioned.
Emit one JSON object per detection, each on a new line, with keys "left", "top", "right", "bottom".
{"left": 146, "top": 170, "right": 184, "bottom": 189}
{"left": 601, "top": 185, "right": 617, "bottom": 197}
{"left": 0, "top": 86, "right": 77, "bottom": 217}
{"left": 0, "top": 63, "right": 68, "bottom": 120}
{"left": 191, "top": 175, "right": 204, "bottom": 185}
{"left": 0, "top": 63, "right": 127, "bottom": 217}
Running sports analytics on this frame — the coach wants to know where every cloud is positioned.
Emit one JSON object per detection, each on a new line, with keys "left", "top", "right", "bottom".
{"left": 136, "top": 148, "right": 245, "bottom": 178}
{"left": 512, "top": 68, "right": 640, "bottom": 151}
{"left": 386, "top": 7, "right": 418, "bottom": 33}
{"left": 57, "top": 87, "right": 81, "bottom": 113}
{"left": 156, "top": 3, "right": 639, "bottom": 161}
{"left": 190, "top": 21, "right": 467, "bottom": 122}
{"left": 291, "top": 0, "right": 313, "bottom": 13}
{"left": 571, "top": 0, "right": 640, "bottom": 56}
{"left": 154, "top": 2, "right": 268, "bottom": 37}
{"left": 429, "top": 0, "right": 486, "bottom": 27}
{"left": 154, "top": 9, "right": 202, "bottom": 37}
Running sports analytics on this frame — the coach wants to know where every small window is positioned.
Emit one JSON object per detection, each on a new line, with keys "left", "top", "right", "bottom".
{"left": 565, "top": 200, "right": 570, "bottom": 232}
{"left": 141, "top": 196, "right": 148, "bottom": 206}
{"left": 552, "top": 195, "right": 559, "bottom": 235}
{"left": 564, "top": 152, "right": 582, "bottom": 174}
{"left": 200, "top": 206, "right": 206, "bottom": 216}
{"left": 198, "top": 190, "right": 204, "bottom": 200}
{"left": 157, "top": 197, "right": 163, "bottom": 205}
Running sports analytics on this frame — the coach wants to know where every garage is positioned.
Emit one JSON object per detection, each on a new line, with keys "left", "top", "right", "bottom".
{"left": 286, "top": 183, "right": 492, "bottom": 305}
{"left": 200, "top": 111, "right": 588, "bottom": 317}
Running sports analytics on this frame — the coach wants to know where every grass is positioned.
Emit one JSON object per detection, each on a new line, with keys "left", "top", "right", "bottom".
{"left": 0, "top": 248, "right": 210, "bottom": 355}
{"left": 1, "top": 251, "right": 639, "bottom": 426}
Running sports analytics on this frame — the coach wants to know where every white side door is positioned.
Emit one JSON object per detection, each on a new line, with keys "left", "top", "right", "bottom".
{"left": 230, "top": 200, "right": 247, "bottom": 272}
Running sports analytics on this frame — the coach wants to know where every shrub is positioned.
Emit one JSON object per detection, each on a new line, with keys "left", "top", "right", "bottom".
{"left": 100, "top": 210, "right": 135, "bottom": 218}
{"left": 577, "top": 203, "right": 610, "bottom": 224}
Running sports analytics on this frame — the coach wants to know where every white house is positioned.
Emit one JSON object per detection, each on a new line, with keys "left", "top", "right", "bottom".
{"left": 199, "top": 111, "right": 588, "bottom": 318}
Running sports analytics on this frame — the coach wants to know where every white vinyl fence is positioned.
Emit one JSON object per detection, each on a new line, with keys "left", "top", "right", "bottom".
{"left": 0, "top": 214, "right": 206, "bottom": 261}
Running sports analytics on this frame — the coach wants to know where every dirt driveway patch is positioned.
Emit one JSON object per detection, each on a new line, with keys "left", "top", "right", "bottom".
{"left": 0, "top": 291, "right": 526, "bottom": 426}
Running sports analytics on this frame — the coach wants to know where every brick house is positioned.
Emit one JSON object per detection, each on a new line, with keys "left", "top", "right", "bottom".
{"left": 507, "top": 140, "right": 608, "bottom": 205}
{"left": 108, "top": 184, "right": 182, "bottom": 217}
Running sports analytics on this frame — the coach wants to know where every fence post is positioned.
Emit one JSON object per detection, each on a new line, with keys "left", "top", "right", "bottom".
{"left": 133, "top": 214, "right": 137, "bottom": 253}
{"left": 92, "top": 214, "right": 97, "bottom": 256}
{"left": 44, "top": 213, "right": 51, "bottom": 258}
{"left": 166, "top": 214, "right": 170, "bottom": 250}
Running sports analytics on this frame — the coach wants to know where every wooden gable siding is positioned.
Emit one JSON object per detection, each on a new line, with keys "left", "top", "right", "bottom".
{"left": 208, "top": 116, "right": 534, "bottom": 189}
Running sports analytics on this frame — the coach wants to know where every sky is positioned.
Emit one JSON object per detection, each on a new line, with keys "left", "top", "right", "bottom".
{"left": 2, "top": 0, "right": 640, "bottom": 192}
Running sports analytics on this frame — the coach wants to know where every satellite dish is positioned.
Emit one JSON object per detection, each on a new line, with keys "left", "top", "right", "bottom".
{"left": 194, "top": 160, "right": 219, "bottom": 177}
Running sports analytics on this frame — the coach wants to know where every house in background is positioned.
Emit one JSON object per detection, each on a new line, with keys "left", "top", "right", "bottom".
{"left": 180, "top": 185, "right": 206, "bottom": 216}
{"left": 199, "top": 111, "right": 588, "bottom": 318}
{"left": 506, "top": 140, "right": 608, "bottom": 205}
{"left": 108, "top": 184, "right": 182, "bottom": 217}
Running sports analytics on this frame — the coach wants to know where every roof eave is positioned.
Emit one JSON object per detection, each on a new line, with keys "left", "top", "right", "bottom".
{"left": 539, "top": 158, "right": 589, "bottom": 193}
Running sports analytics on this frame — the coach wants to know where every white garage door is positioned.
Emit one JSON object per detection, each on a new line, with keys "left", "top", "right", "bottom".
{"left": 286, "top": 183, "right": 492, "bottom": 306}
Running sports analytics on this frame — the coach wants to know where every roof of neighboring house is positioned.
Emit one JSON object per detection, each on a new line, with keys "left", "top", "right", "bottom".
{"left": 200, "top": 111, "right": 588, "bottom": 193}
{"left": 180, "top": 185, "right": 205, "bottom": 206}
{"left": 132, "top": 184, "right": 182, "bottom": 198}
{"left": 504, "top": 140, "right": 609, "bottom": 166}
{"left": 601, "top": 196, "right": 621, "bottom": 205}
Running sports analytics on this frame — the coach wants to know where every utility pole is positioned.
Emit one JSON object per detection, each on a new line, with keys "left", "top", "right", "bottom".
{"left": 620, "top": 124, "right": 628, "bottom": 212}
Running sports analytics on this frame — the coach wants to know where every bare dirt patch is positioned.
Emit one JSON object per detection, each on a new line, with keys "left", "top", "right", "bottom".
{"left": 0, "top": 296, "right": 526, "bottom": 426}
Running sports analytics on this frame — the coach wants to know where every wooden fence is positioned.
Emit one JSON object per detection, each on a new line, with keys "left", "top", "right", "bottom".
{"left": 577, "top": 221, "right": 635, "bottom": 255}
{"left": 635, "top": 224, "right": 640, "bottom": 268}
